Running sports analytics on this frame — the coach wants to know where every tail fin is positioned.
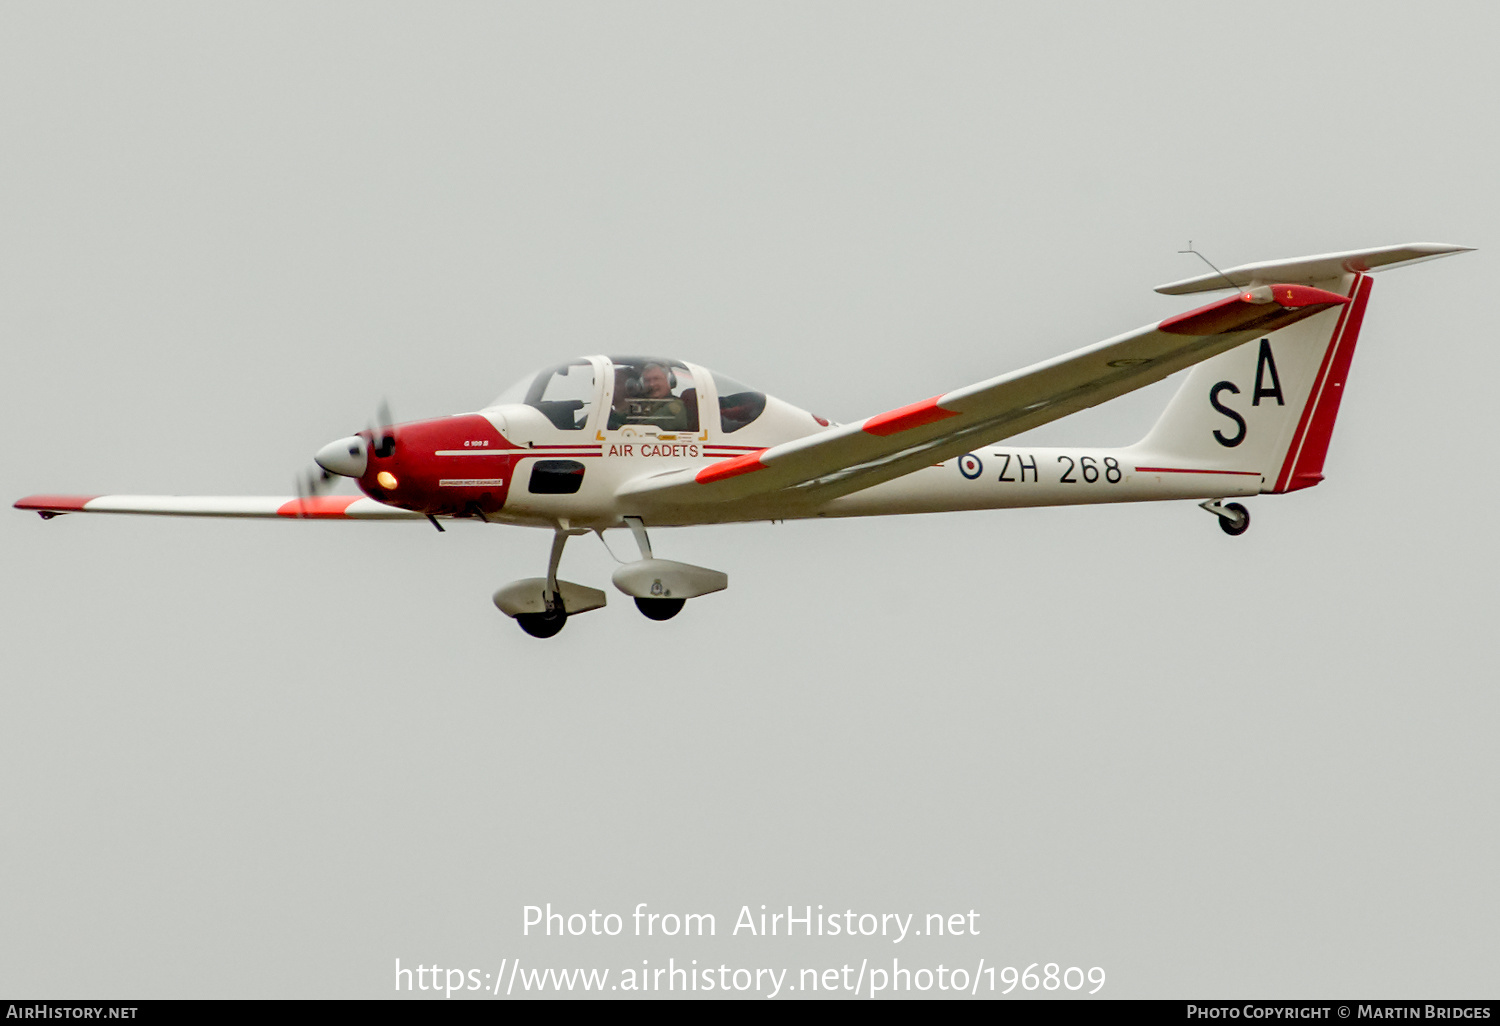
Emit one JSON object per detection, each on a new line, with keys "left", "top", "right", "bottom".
{"left": 1134, "top": 243, "right": 1469, "bottom": 494}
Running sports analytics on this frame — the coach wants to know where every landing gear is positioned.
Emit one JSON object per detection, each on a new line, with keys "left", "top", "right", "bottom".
{"left": 513, "top": 533, "right": 574, "bottom": 638}
{"left": 493, "top": 519, "right": 728, "bottom": 634}
{"left": 612, "top": 517, "right": 727, "bottom": 622}
{"left": 1218, "top": 502, "right": 1250, "bottom": 536}
{"left": 1200, "top": 498, "right": 1250, "bottom": 536}
{"left": 491, "top": 528, "right": 606, "bottom": 638}
{"left": 517, "top": 606, "right": 568, "bottom": 638}
{"left": 634, "top": 597, "right": 685, "bottom": 621}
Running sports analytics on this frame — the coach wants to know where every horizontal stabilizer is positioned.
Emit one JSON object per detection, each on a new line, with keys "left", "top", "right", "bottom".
{"left": 1155, "top": 243, "right": 1472, "bottom": 295}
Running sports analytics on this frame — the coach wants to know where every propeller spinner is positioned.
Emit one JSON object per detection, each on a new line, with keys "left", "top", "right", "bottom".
{"left": 314, "top": 435, "right": 368, "bottom": 478}
{"left": 293, "top": 400, "right": 392, "bottom": 515}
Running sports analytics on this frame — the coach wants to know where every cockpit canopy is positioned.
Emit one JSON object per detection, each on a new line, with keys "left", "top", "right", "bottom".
{"left": 491, "top": 359, "right": 600, "bottom": 431}
{"left": 490, "top": 357, "right": 770, "bottom": 434}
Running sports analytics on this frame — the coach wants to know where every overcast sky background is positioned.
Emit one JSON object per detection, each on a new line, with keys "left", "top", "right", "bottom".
{"left": 2, "top": 1, "right": 1496, "bottom": 1000}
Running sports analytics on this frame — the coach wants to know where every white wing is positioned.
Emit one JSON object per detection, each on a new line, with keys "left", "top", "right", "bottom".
{"left": 617, "top": 284, "right": 1352, "bottom": 513}
{"left": 14, "top": 494, "right": 422, "bottom": 520}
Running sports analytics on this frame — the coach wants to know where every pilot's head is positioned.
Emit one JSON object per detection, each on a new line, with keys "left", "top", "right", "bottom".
{"left": 640, "top": 362, "right": 673, "bottom": 399}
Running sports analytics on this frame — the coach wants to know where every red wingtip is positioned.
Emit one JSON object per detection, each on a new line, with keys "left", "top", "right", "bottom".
{"left": 15, "top": 495, "right": 100, "bottom": 513}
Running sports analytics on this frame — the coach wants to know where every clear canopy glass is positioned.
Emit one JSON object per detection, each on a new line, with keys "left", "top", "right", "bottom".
{"left": 491, "top": 357, "right": 769, "bottom": 434}
{"left": 491, "top": 360, "right": 596, "bottom": 431}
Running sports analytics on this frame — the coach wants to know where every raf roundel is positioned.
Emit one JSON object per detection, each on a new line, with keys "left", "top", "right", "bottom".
{"left": 959, "top": 453, "right": 984, "bottom": 480}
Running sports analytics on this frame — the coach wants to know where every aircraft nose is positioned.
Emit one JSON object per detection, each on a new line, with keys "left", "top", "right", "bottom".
{"left": 314, "top": 436, "right": 368, "bottom": 478}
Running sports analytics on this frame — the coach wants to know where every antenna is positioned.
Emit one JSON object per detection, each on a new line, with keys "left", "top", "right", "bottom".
{"left": 1179, "top": 241, "right": 1245, "bottom": 294}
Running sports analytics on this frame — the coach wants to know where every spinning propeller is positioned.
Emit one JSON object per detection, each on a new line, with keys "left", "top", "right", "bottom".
{"left": 293, "top": 400, "right": 395, "bottom": 514}
{"left": 294, "top": 462, "right": 337, "bottom": 508}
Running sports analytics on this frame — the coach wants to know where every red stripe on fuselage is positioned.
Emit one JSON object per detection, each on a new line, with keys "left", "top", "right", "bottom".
{"left": 863, "top": 396, "right": 960, "bottom": 437}
{"left": 1133, "top": 467, "right": 1262, "bottom": 477}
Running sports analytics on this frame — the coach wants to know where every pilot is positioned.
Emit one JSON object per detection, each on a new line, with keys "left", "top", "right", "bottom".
{"left": 637, "top": 361, "right": 688, "bottom": 430}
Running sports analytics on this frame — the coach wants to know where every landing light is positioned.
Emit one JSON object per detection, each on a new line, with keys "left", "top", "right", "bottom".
{"left": 377, "top": 471, "right": 398, "bottom": 490}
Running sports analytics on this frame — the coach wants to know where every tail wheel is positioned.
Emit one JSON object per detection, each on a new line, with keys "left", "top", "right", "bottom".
{"left": 635, "top": 597, "right": 685, "bottom": 621}
{"left": 1218, "top": 502, "right": 1250, "bottom": 536}
{"left": 516, "top": 608, "right": 568, "bottom": 638}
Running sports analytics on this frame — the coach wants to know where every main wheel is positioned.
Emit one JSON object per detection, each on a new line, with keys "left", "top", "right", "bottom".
{"left": 635, "top": 597, "right": 685, "bottom": 621}
{"left": 1218, "top": 502, "right": 1250, "bottom": 536}
{"left": 516, "top": 607, "right": 568, "bottom": 638}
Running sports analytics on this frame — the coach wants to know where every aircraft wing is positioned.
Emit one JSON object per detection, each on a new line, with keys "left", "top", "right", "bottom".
{"left": 13, "top": 494, "right": 423, "bottom": 520}
{"left": 617, "top": 284, "right": 1353, "bottom": 511}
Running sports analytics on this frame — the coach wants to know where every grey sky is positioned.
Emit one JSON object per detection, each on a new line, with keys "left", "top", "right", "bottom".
{"left": 2, "top": 1, "right": 1495, "bottom": 999}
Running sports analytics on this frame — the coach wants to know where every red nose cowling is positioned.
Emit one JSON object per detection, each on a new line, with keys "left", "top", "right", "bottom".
{"left": 357, "top": 414, "right": 521, "bottom": 517}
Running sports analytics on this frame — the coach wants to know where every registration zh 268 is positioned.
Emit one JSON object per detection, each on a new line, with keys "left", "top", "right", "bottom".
{"left": 957, "top": 451, "right": 1127, "bottom": 485}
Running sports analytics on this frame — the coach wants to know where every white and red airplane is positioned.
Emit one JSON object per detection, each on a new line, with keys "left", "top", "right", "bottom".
{"left": 17, "top": 243, "right": 1469, "bottom": 637}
